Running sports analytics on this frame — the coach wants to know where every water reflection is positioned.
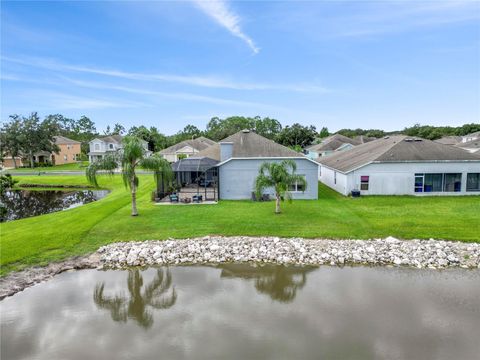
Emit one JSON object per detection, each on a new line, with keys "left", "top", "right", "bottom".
{"left": 93, "top": 268, "right": 177, "bottom": 329}
{"left": 0, "top": 189, "right": 108, "bottom": 221}
{"left": 218, "top": 264, "right": 314, "bottom": 303}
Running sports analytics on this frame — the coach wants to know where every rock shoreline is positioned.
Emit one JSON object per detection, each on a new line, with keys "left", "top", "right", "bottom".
{"left": 2, "top": 236, "right": 479, "bottom": 300}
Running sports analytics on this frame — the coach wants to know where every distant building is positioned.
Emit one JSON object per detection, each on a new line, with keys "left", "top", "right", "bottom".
{"left": 456, "top": 139, "right": 480, "bottom": 154}
{"left": 159, "top": 137, "right": 216, "bottom": 163}
{"left": 306, "top": 134, "right": 361, "bottom": 159}
{"left": 1, "top": 136, "right": 81, "bottom": 168}
{"left": 461, "top": 131, "right": 480, "bottom": 143}
{"left": 317, "top": 135, "right": 480, "bottom": 196}
{"left": 88, "top": 135, "right": 150, "bottom": 163}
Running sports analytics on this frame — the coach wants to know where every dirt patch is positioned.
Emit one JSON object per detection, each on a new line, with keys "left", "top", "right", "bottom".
{"left": 0, "top": 253, "right": 101, "bottom": 300}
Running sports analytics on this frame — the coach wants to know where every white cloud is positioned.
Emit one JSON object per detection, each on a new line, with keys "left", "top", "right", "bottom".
{"left": 191, "top": 0, "right": 259, "bottom": 54}
{"left": 2, "top": 56, "right": 329, "bottom": 93}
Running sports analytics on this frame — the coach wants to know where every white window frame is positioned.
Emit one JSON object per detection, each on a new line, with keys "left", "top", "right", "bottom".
{"left": 289, "top": 175, "right": 306, "bottom": 192}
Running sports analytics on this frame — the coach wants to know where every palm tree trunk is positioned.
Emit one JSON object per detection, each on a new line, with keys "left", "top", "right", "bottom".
{"left": 275, "top": 193, "right": 281, "bottom": 214}
{"left": 131, "top": 177, "right": 138, "bottom": 216}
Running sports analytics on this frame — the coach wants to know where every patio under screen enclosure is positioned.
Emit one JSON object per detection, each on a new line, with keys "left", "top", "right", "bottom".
{"left": 156, "top": 157, "right": 219, "bottom": 202}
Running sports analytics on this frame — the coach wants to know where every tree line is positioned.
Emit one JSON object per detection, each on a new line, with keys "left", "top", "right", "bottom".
{"left": 1, "top": 112, "right": 479, "bottom": 168}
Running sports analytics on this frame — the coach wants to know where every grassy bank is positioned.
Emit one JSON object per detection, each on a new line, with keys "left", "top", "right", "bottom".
{"left": 3, "top": 161, "right": 89, "bottom": 173}
{"left": 1, "top": 174, "right": 479, "bottom": 275}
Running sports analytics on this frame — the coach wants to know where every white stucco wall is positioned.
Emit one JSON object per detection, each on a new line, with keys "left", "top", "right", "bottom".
{"left": 219, "top": 158, "right": 319, "bottom": 200}
{"left": 320, "top": 161, "right": 480, "bottom": 196}
{"left": 319, "top": 166, "right": 349, "bottom": 195}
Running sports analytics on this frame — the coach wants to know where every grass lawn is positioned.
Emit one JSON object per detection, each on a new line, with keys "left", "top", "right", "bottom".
{"left": 1, "top": 174, "right": 479, "bottom": 275}
{"left": 4, "top": 161, "right": 89, "bottom": 172}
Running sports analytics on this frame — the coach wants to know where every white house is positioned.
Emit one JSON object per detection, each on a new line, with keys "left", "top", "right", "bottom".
{"left": 170, "top": 130, "right": 319, "bottom": 200}
{"left": 306, "top": 134, "right": 361, "bottom": 159}
{"left": 88, "top": 135, "right": 150, "bottom": 162}
{"left": 159, "top": 137, "right": 216, "bottom": 163}
{"left": 317, "top": 135, "right": 480, "bottom": 196}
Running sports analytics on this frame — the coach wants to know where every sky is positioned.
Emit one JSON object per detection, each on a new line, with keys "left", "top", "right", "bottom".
{"left": 1, "top": 0, "right": 479, "bottom": 134}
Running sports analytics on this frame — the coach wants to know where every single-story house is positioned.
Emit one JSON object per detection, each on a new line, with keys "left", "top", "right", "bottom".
{"left": 1, "top": 136, "right": 81, "bottom": 168}
{"left": 317, "top": 135, "right": 480, "bottom": 196}
{"left": 159, "top": 137, "right": 216, "bottom": 163}
{"left": 306, "top": 134, "right": 361, "bottom": 159}
{"left": 169, "top": 129, "right": 319, "bottom": 200}
{"left": 456, "top": 139, "right": 480, "bottom": 154}
{"left": 88, "top": 135, "right": 150, "bottom": 162}
{"left": 461, "top": 131, "right": 480, "bottom": 143}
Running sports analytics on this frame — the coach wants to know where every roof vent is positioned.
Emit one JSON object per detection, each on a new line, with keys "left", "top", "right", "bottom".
{"left": 404, "top": 138, "right": 413, "bottom": 142}
{"left": 242, "top": 129, "right": 250, "bottom": 133}
{"left": 414, "top": 138, "right": 422, "bottom": 142}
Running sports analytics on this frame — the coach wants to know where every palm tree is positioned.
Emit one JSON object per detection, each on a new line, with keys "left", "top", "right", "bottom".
{"left": 254, "top": 159, "right": 307, "bottom": 214}
{"left": 93, "top": 268, "right": 177, "bottom": 329}
{"left": 86, "top": 136, "right": 172, "bottom": 216}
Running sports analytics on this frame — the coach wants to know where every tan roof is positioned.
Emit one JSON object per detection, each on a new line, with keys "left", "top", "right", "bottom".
{"left": 159, "top": 136, "right": 216, "bottom": 155}
{"left": 54, "top": 136, "right": 80, "bottom": 145}
{"left": 195, "top": 130, "right": 303, "bottom": 161}
{"left": 307, "top": 134, "right": 361, "bottom": 152}
{"left": 317, "top": 135, "right": 480, "bottom": 173}
{"left": 434, "top": 136, "right": 462, "bottom": 145}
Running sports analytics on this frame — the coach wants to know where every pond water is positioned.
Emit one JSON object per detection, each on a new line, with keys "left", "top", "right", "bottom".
{"left": 0, "top": 189, "right": 109, "bottom": 222}
{"left": 1, "top": 265, "right": 479, "bottom": 360}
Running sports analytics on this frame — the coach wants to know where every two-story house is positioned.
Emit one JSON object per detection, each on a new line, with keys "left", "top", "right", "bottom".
{"left": 88, "top": 135, "right": 151, "bottom": 163}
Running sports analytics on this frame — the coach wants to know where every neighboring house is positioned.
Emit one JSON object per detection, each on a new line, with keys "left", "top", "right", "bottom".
{"left": 353, "top": 135, "right": 376, "bottom": 144}
{"left": 171, "top": 130, "right": 319, "bottom": 200}
{"left": 1, "top": 136, "right": 81, "bottom": 168}
{"left": 306, "top": 134, "right": 361, "bottom": 159}
{"left": 159, "top": 137, "right": 216, "bottom": 162}
{"left": 88, "top": 135, "right": 151, "bottom": 162}
{"left": 456, "top": 139, "right": 480, "bottom": 154}
{"left": 461, "top": 131, "right": 480, "bottom": 143}
{"left": 317, "top": 135, "right": 480, "bottom": 196}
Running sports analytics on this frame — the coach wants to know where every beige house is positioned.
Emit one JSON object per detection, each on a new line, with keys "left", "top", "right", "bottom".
{"left": 1, "top": 136, "right": 81, "bottom": 168}
{"left": 159, "top": 136, "right": 216, "bottom": 162}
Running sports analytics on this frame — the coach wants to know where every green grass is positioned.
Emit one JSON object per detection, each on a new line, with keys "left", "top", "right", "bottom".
{"left": 1, "top": 174, "right": 479, "bottom": 275}
{"left": 4, "top": 161, "right": 89, "bottom": 172}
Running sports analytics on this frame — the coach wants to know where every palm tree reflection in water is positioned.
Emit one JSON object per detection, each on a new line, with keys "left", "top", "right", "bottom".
{"left": 219, "top": 264, "right": 314, "bottom": 303}
{"left": 93, "top": 268, "right": 177, "bottom": 329}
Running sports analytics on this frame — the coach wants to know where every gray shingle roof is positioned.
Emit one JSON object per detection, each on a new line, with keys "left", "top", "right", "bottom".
{"left": 98, "top": 135, "right": 124, "bottom": 144}
{"left": 159, "top": 136, "right": 216, "bottom": 155}
{"left": 54, "top": 136, "right": 81, "bottom": 144}
{"left": 434, "top": 136, "right": 462, "bottom": 145}
{"left": 195, "top": 130, "right": 303, "bottom": 161}
{"left": 317, "top": 135, "right": 480, "bottom": 173}
{"left": 307, "top": 134, "right": 361, "bottom": 152}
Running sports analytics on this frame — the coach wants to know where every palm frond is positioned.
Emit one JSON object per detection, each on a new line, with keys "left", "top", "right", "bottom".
{"left": 86, "top": 154, "right": 119, "bottom": 188}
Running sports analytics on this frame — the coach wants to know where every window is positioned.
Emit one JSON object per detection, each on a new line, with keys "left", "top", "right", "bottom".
{"left": 466, "top": 173, "right": 480, "bottom": 192}
{"left": 94, "top": 143, "right": 100, "bottom": 151}
{"left": 424, "top": 174, "right": 443, "bottom": 192}
{"left": 334, "top": 172, "right": 337, "bottom": 184}
{"left": 414, "top": 173, "right": 424, "bottom": 192}
{"left": 289, "top": 175, "right": 306, "bottom": 192}
{"left": 360, "top": 176, "right": 369, "bottom": 191}
{"left": 109, "top": 144, "right": 114, "bottom": 150}
{"left": 67, "top": 144, "right": 71, "bottom": 149}
{"left": 415, "top": 173, "right": 462, "bottom": 193}
{"left": 64, "top": 155, "right": 67, "bottom": 161}
{"left": 444, "top": 173, "right": 462, "bottom": 192}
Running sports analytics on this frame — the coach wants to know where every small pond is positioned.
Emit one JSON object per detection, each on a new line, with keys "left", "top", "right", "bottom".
{"left": 0, "top": 189, "right": 109, "bottom": 222}
{"left": 1, "top": 265, "right": 479, "bottom": 360}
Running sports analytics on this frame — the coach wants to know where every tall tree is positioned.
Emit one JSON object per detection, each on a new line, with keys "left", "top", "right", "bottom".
{"left": 86, "top": 136, "right": 173, "bottom": 216}
{"left": 1, "top": 116, "right": 23, "bottom": 168}
{"left": 112, "top": 123, "right": 126, "bottom": 135}
{"left": 255, "top": 159, "right": 307, "bottom": 214}
{"left": 275, "top": 123, "right": 317, "bottom": 149}
{"left": 254, "top": 117, "right": 282, "bottom": 139}
{"left": 319, "top": 127, "right": 329, "bottom": 138}
{"left": 18, "top": 113, "right": 60, "bottom": 168}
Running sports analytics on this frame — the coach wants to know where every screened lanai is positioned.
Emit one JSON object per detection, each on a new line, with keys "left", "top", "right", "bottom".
{"left": 158, "top": 156, "right": 219, "bottom": 202}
